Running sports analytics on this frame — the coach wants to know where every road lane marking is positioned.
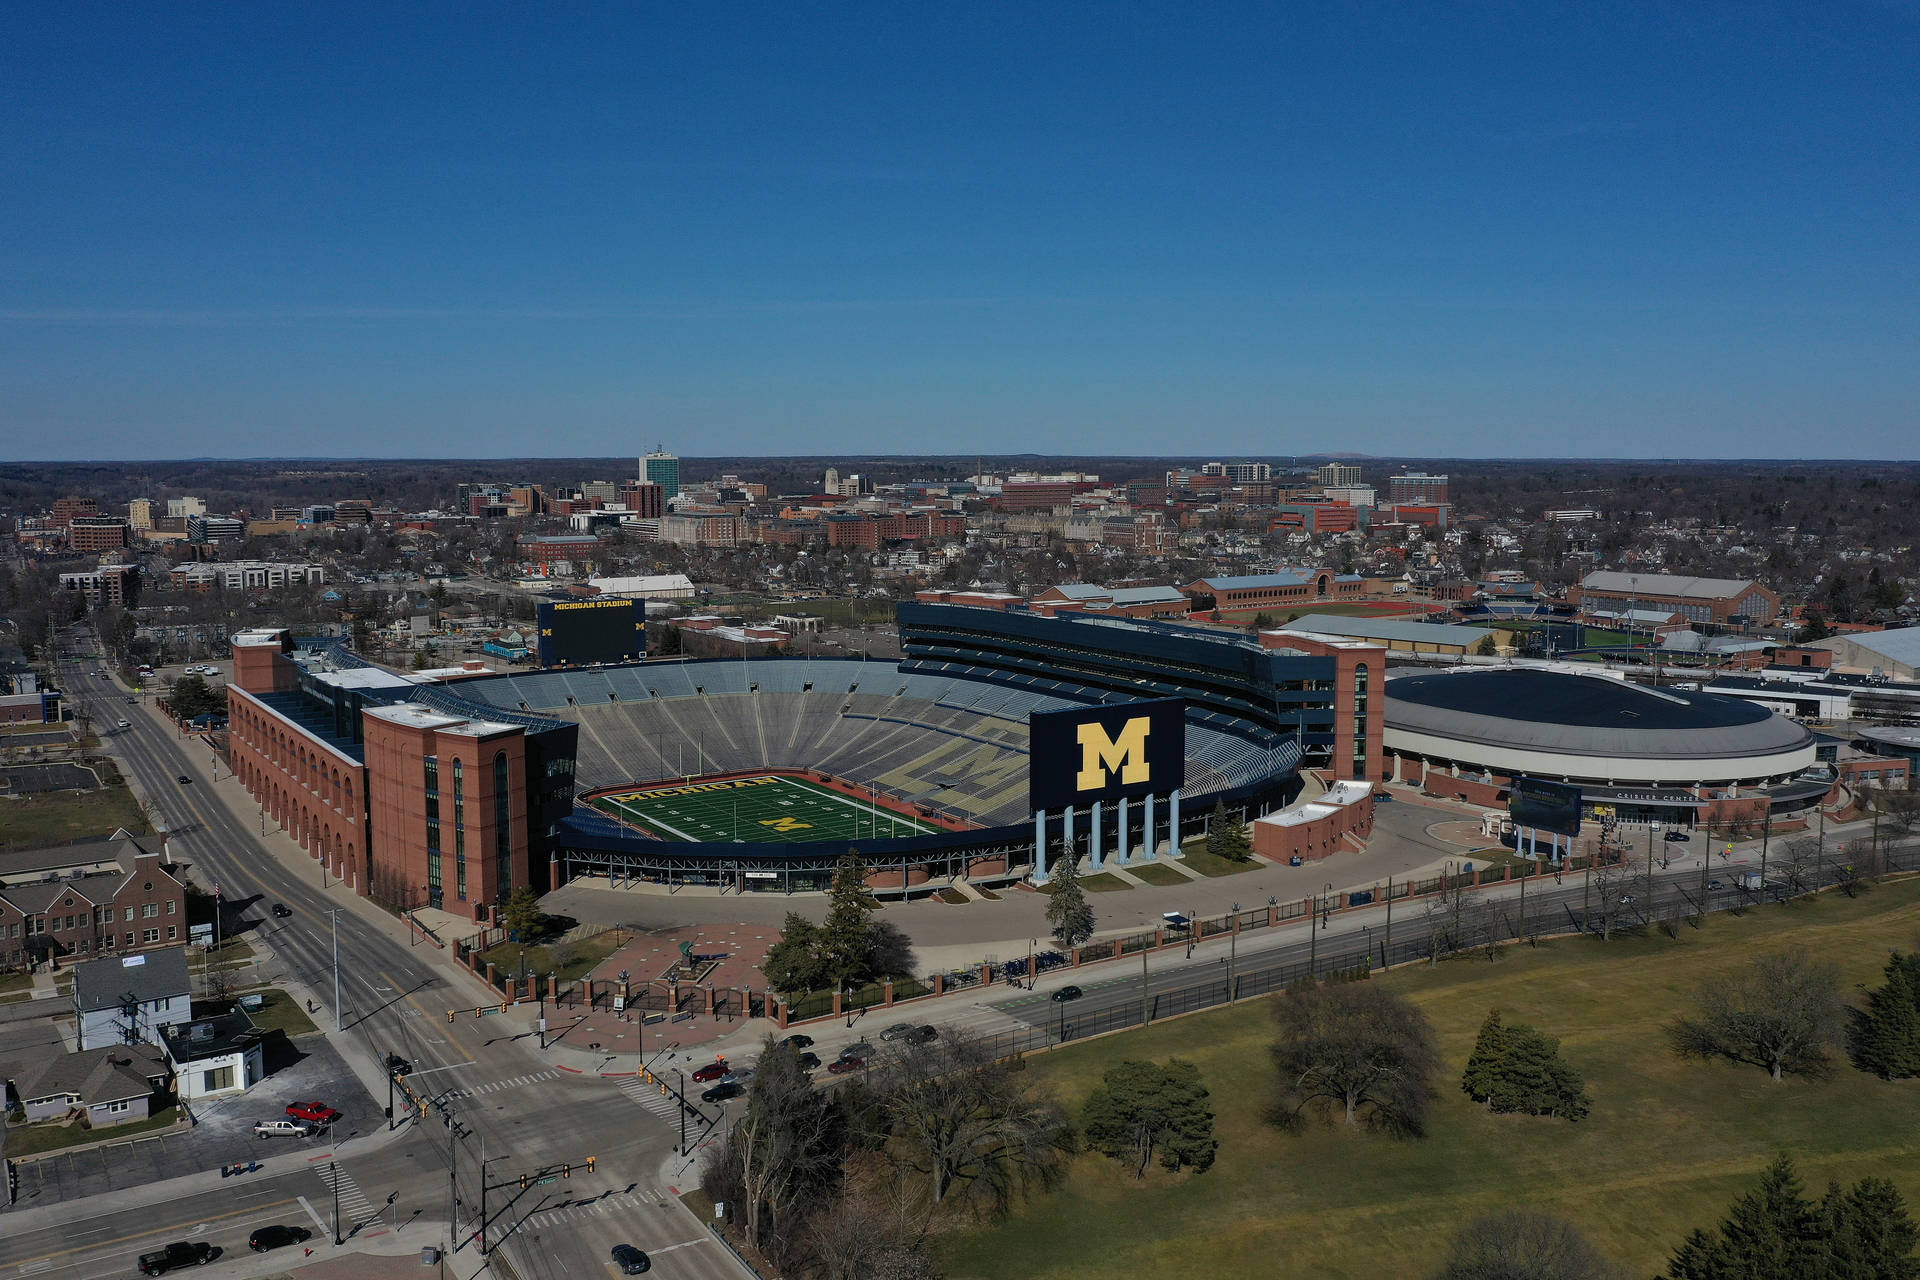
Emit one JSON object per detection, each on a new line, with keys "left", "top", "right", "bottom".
{"left": 5, "top": 1197, "right": 296, "bottom": 1269}
{"left": 298, "top": 1194, "right": 329, "bottom": 1232}
{"left": 383, "top": 969, "right": 475, "bottom": 1062}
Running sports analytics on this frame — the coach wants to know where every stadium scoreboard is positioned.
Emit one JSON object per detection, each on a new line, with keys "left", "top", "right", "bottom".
{"left": 1029, "top": 698, "right": 1185, "bottom": 813}
{"left": 536, "top": 598, "right": 646, "bottom": 668}
{"left": 1508, "top": 776, "right": 1583, "bottom": 838}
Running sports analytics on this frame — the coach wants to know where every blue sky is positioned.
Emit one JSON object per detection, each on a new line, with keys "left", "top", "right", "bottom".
{"left": 3, "top": 2, "right": 1916, "bottom": 460}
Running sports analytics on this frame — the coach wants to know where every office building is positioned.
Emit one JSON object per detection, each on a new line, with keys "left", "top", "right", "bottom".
{"left": 643, "top": 449, "right": 681, "bottom": 500}
{"left": 1316, "top": 462, "right": 1363, "bottom": 488}
{"left": 1387, "top": 472, "right": 1450, "bottom": 504}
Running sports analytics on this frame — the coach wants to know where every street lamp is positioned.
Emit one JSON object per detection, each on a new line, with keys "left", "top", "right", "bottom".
{"left": 1227, "top": 902, "right": 1240, "bottom": 998}
{"left": 674, "top": 1068, "right": 687, "bottom": 1155}
{"left": 1322, "top": 882, "right": 1333, "bottom": 930}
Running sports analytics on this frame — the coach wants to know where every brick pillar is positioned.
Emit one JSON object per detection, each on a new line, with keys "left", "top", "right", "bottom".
{"left": 484, "top": 961, "right": 497, "bottom": 987}
{"left": 831, "top": 989, "right": 843, "bottom": 1018}
{"left": 1026, "top": 955, "right": 1037, "bottom": 982}
{"left": 933, "top": 973, "right": 945, "bottom": 996}
{"left": 703, "top": 986, "right": 717, "bottom": 1015}
{"left": 775, "top": 999, "right": 789, "bottom": 1029}
{"left": 980, "top": 962, "right": 994, "bottom": 986}
{"left": 883, "top": 979, "right": 895, "bottom": 1008}
{"left": 1267, "top": 903, "right": 1279, "bottom": 927}
{"left": 1111, "top": 939, "right": 1123, "bottom": 960}
{"left": 582, "top": 978, "right": 596, "bottom": 1007}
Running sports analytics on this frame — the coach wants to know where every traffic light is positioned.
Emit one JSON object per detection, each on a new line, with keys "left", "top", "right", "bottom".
{"left": 561, "top": 1164, "right": 570, "bottom": 1179}
{"left": 473, "top": 1007, "right": 484, "bottom": 1019}
{"left": 519, "top": 1173, "right": 528, "bottom": 1189}
{"left": 448, "top": 1010, "right": 456, "bottom": 1024}
{"left": 498, "top": 1001, "right": 509, "bottom": 1014}
{"left": 585, "top": 1156, "right": 595, "bottom": 1173}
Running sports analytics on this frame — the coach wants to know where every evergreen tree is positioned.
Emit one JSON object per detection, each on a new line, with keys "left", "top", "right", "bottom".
{"left": 1205, "top": 800, "right": 1251, "bottom": 862}
{"left": 1081, "top": 1058, "right": 1216, "bottom": 1178}
{"left": 1045, "top": 850, "right": 1095, "bottom": 948}
{"left": 1830, "top": 1177, "right": 1920, "bottom": 1280}
{"left": 818, "top": 852, "right": 876, "bottom": 987}
{"left": 1856, "top": 953, "right": 1920, "bottom": 1080}
{"left": 762, "top": 912, "right": 826, "bottom": 996}
{"left": 1496, "top": 1026, "right": 1592, "bottom": 1121}
{"left": 1461, "top": 1009, "right": 1508, "bottom": 1107}
{"left": 1665, "top": 1159, "right": 1920, "bottom": 1280}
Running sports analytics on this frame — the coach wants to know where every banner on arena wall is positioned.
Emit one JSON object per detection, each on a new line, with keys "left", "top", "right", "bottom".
{"left": 1508, "top": 776, "right": 1584, "bottom": 839}
{"left": 1029, "top": 698, "right": 1185, "bottom": 813}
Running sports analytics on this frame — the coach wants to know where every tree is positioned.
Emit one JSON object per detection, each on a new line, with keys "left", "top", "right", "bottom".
{"left": 763, "top": 913, "right": 827, "bottom": 997}
{"left": 1473, "top": 633, "right": 1499, "bottom": 657}
{"left": 1044, "top": 851, "right": 1095, "bottom": 948}
{"left": 1854, "top": 952, "right": 1920, "bottom": 1080}
{"left": 1081, "top": 1058, "right": 1217, "bottom": 1178}
{"left": 804, "top": 1181, "right": 940, "bottom": 1280}
{"left": 819, "top": 852, "right": 876, "bottom": 988}
{"left": 1668, "top": 949, "right": 1845, "bottom": 1081}
{"left": 1269, "top": 981, "right": 1438, "bottom": 1136}
{"left": 1461, "top": 1010, "right": 1509, "bottom": 1107}
{"left": 1205, "top": 800, "right": 1251, "bottom": 862}
{"left": 876, "top": 1027, "right": 1071, "bottom": 1211}
{"left": 500, "top": 886, "right": 542, "bottom": 941}
{"left": 705, "top": 1035, "right": 845, "bottom": 1265}
{"left": 1430, "top": 1209, "right": 1621, "bottom": 1280}
{"left": 1793, "top": 608, "right": 1832, "bottom": 644}
{"left": 1658, "top": 1155, "right": 1920, "bottom": 1280}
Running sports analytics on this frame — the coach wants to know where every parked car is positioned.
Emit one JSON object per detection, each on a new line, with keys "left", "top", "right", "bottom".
{"left": 285, "top": 1101, "right": 341, "bottom": 1125}
{"left": 137, "top": 1242, "right": 214, "bottom": 1274}
{"left": 1051, "top": 985, "right": 1084, "bottom": 1003}
{"left": 723, "top": 1066, "right": 755, "bottom": 1085}
{"left": 794, "top": 1051, "right": 821, "bottom": 1072}
{"left": 700, "top": 1080, "right": 744, "bottom": 1103}
{"left": 842, "top": 1040, "right": 875, "bottom": 1059}
{"left": 879, "top": 1022, "right": 917, "bottom": 1042}
{"left": 253, "top": 1118, "right": 313, "bottom": 1139}
{"left": 781, "top": 1033, "right": 814, "bottom": 1049}
{"left": 912, "top": 1025, "right": 938, "bottom": 1043}
{"left": 611, "top": 1244, "right": 652, "bottom": 1274}
{"left": 691, "top": 1060, "right": 732, "bottom": 1084}
{"left": 827, "top": 1055, "right": 865, "bottom": 1075}
{"left": 1664, "top": 830, "right": 1692, "bottom": 843}
{"left": 247, "top": 1225, "right": 311, "bottom": 1252}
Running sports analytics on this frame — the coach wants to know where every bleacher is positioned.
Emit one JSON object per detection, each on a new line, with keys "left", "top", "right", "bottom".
{"left": 455, "top": 658, "right": 1285, "bottom": 827}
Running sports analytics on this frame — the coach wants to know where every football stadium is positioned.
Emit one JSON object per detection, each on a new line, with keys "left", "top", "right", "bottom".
{"left": 436, "top": 602, "right": 1377, "bottom": 894}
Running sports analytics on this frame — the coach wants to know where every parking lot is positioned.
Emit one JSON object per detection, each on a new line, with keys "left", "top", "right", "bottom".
{"left": 4, "top": 1024, "right": 378, "bottom": 1208}
{"left": 0, "top": 762, "right": 101, "bottom": 794}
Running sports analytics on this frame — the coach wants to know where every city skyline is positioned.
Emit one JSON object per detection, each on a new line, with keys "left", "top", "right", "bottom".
{"left": 4, "top": 3, "right": 1916, "bottom": 461}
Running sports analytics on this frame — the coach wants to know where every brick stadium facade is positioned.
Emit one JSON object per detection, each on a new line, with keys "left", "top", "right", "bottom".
{"left": 226, "top": 629, "right": 576, "bottom": 922}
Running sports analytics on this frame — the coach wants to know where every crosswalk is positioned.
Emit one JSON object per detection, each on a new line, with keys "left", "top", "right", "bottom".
{"left": 519, "top": 1186, "right": 687, "bottom": 1232}
{"left": 444, "top": 1070, "right": 560, "bottom": 1099}
{"left": 314, "top": 1160, "right": 382, "bottom": 1233}
{"left": 619, "top": 1075, "right": 687, "bottom": 1123}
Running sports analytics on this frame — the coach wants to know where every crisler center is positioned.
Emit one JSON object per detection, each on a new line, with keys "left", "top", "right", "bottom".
{"left": 228, "top": 602, "right": 1381, "bottom": 914}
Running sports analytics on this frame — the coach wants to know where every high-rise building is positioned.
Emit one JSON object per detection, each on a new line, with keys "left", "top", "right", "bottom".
{"left": 127, "top": 499, "right": 154, "bottom": 531}
{"left": 1387, "top": 472, "right": 1450, "bottom": 504}
{"left": 643, "top": 449, "right": 681, "bottom": 500}
{"left": 70, "top": 516, "right": 132, "bottom": 552}
{"left": 1204, "top": 462, "right": 1271, "bottom": 482}
{"left": 1316, "top": 462, "right": 1362, "bottom": 488}
{"left": 51, "top": 497, "right": 99, "bottom": 527}
{"left": 166, "top": 497, "right": 206, "bottom": 519}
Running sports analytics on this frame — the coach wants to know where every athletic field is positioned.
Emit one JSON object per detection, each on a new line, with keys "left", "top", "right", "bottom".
{"left": 591, "top": 773, "right": 940, "bottom": 844}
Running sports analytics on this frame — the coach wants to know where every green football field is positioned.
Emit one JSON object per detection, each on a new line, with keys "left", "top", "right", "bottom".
{"left": 592, "top": 773, "right": 940, "bottom": 844}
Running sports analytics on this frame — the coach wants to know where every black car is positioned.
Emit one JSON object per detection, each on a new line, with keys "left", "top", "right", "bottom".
{"left": 1664, "top": 830, "right": 1691, "bottom": 842}
{"left": 611, "top": 1244, "right": 652, "bottom": 1274}
{"left": 794, "top": 1051, "right": 821, "bottom": 1072}
{"left": 1051, "top": 985, "right": 1084, "bottom": 1003}
{"left": 137, "top": 1242, "right": 214, "bottom": 1274}
{"left": 382, "top": 1053, "right": 412, "bottom": 1075}
{"left": 701, "top": 1080, "right": 745, "bottom": 1103}
{"left": 842, "top": 1039, "right": 875, "bottom": 1059}
{"left": 176, "top": 775, "right": 192, "bottom": 785}
{"left": 782, "top": 1033, "right": 814, "bottom": 1049}
{"left": 248, "top": 1225, "right": 311, "bottom": 1252}
{"left": 271, "top": 903, "right": 292, "bottom": 918}
{"left": 913, "top": 1025, "right": 938, "bottom": 1043}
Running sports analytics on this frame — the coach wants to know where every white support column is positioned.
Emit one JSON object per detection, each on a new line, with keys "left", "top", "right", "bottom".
{"left": 1169, "top": 789, "right": 1182, "bottom": 858}
{"left": 1143, "top": 791, "right": 1158, "bottom": 860}
{"left": 1090, "top": 801, "right": 1104, "bottom": 870}
{"left": 1064, "top": 804, "right": 1075, "bottom": 871}
{"left": 1033, "top": 810, "right": 1048, "bottom": 883}
{"left": 1116, "top": 795, "right": 1131, "bottom": 865}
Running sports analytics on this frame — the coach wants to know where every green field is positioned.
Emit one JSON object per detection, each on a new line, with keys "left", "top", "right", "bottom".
{"left": 941, "top": 878, "right": 1920, "bottom": 1280}
{"left": 593, "top": 773, "right": 940, "bottom": 844}
{"left": 0, "top": 784, "right": 150, "bottom": 851}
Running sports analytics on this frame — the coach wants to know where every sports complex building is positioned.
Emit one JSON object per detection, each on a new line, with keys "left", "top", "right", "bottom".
{"left": 1382, "top": 667, "right": 1829, "bottom": 827}
{"left": 226, "top": 604, "right": 1378, "bottom": 912}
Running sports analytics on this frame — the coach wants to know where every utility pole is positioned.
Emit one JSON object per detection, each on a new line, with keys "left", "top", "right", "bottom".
{"left": 1139, "top": 944, "right": 1149, "bottom": 1029}
{"left": 1383, "top": 879, "right": 1392, "bottom": 965}
{"left": 446, "top": 1104, "right": 459, "bottom": 1257}
{"left": 328, "top": 908, "right": 343, "bottom": 1032}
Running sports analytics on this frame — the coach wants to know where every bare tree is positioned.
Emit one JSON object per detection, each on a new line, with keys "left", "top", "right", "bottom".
{"left": 1668, "top": 949, "right": 1845, "bottom": 1082}
{"left": 704, "top": 1036, "right": 845, "bottom": 1263}
{"left": 875, "top": 1028, "right": 1070, "bottom": 1212}
{"left": 1776, "top": 838, "right": 1822, "bottom": 897}
{"left": 1269, "top": 980, "right": 1439, "bottom": 1136}
{"left": 805, "top": 1177, "right": 940, "bottom": 1280}
{"left": 1429, "top": 1209, "right": 1622, "bottom": 1280}
{"left": 1585, "top": 854, "right": 1637, "bottom": 942}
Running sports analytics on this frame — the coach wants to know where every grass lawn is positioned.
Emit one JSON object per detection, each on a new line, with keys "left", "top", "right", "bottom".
{"left": 235, "top": 987, "right": 319, "bottom": 1037}
{"left": 4, "top": 1104, "right": 182, "bottom": 1156}
{"left": 0, "top": 784, "right": 151, "bottom": 851}
{"left": 481, "top": 930, "right": 625, "bottom": 983}
{"left": 940, "top": 879, "right": 1920, "bottom": 1280}
{"left": 1078, "top": 873, "right": 1133, "bottom": 894}
{"left": 1126, "top": 862, "right": 1189, "bottom": 887}
{"left": 0, "top": 972, "right": 30, "bottom": 995}
{"left": 1176, "top": 844, "right": 1262, "bottom": 877}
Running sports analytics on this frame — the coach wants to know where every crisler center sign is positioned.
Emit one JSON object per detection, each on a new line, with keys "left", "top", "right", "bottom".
{"left": 1028, "top": 698, "right": 1186, "bottom": 813}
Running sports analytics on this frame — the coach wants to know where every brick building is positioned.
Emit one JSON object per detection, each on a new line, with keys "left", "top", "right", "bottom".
{"left": 1184, "top": 569, "right": 1365, "bottom": 613}
{"left": 1570, "top": 571, "right": 1780, "bottom": 628}
{"left": 0, "top": 831, "right": 188, "bottom": 973}
{"left": 59, "top": 564, "right": 140, "bottom": 608}
{"left": 51, "top": 497, "right": 99, "bottom": 527}
{"left": 70, "top": 516, "right": 132, "bottom": 552}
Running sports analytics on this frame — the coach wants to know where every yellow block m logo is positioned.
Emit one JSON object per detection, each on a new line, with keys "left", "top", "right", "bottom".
{"left": 1076, "top": 717, "right": 1152, "bottom": 792}
{"left": 759, "top": 817, "right": 812, "bottom": 833}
